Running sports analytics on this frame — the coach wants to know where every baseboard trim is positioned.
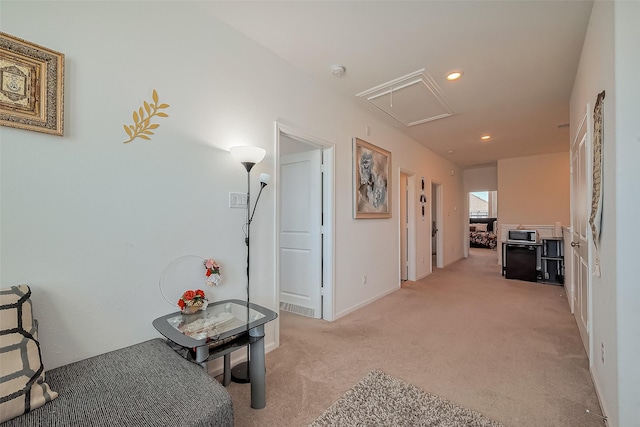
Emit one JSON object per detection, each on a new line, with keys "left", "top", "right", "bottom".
{"left": 334, "top": 286, "right": 400, "bottom": 320}
{"left": 416, "top": 271, "right": 430, "bottom": 280}
{"left": 590, "top": 368, "right": 612, "bottom": 426}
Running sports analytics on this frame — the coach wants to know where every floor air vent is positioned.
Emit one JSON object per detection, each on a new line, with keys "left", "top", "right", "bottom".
{"left": 280, "top": 302, "right": 315, "bottom": 318}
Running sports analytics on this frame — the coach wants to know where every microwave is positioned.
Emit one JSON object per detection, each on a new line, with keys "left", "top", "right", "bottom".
{"left": 508, "top": 229, "right": 538, "bottom": 243}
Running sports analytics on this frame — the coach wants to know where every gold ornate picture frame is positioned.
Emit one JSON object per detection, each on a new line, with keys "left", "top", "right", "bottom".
{"left": 0, "top": 32, "right": 64, "bottom": 136}
{"left": 353, "top": 137, "right": 392, "bottom": 219}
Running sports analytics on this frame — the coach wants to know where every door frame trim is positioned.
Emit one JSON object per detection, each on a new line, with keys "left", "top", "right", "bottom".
{"left": 431, "top": 181, "right": 444, "bottom": 270}
{"left": 274, "top": 122, "right": 336, "bottom": 333}
{"left": 398, "top": 169, "right": 417, "bottom": 281}
{"left": 569, "top": 104, "right": 593, "bottom": 365}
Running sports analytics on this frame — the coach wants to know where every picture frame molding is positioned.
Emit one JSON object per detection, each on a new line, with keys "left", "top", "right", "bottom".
{"left": 0, "top": 32, "right": 65, "bottom": 136}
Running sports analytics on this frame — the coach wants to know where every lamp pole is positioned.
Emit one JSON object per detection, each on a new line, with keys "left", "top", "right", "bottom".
{"left": 229, "top": 146, "right": 268, "bottom": 384}
{"left": 231, "top": 161, "right": 254, "bottom": 383}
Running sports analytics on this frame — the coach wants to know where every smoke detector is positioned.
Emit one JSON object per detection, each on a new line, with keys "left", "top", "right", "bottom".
{"left": 330, "top": 65, "right": 346, "bottom": 77}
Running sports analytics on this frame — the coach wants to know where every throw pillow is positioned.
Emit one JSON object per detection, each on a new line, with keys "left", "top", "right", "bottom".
{"left": 475, "top": 223, "right": 488, "bottom": 232}
{"left": 0, "top": 285, "right": 58, "bottom": 423}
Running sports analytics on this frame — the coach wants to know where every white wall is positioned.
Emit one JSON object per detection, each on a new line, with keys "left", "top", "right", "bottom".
{"left": 570, "top": 2, "right": 618, "bottom": 424}
{"left": 495, "top": 152, "right": 569, "bottom": 265}
{"left": 570, "top": 1, "right": 640, "bottom": 425}
{"left": 613, "top": 2, "right": 640, "bottom": 424}
{"left": 497, "top": 152, "right": 570, "bottom": 226}
{"left": 0, "top": 1, "right": 464, "bottom": 369}
{"left": 463, "top": 165, "right": 497, "bottom": 193}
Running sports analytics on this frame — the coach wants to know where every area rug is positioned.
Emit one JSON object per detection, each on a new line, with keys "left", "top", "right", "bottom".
{"left": 310, "top": 370, "right": 504, "bottom": 426}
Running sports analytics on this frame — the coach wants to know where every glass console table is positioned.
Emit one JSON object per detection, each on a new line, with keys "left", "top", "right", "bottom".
{"left": 153, "top": 299, "right": 277, "bottom": 409}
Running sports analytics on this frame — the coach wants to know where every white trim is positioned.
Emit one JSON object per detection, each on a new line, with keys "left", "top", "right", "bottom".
{"left": 356, "top": 68, "right": 456, "bottom": 127}
{"left": 568, "top": 104, "right": 594, "bottom": 366}
{"left": 322, "top": 147, "right": 336, "bottom": 321}
{"left": 333, "top": 286, "right": 399, "bottom": 320}
{"left": 274, "top": 121, "right": 336, "bottom": 325}
{"left": 585, "top": 103, "right": 594, "bottom": 367}
{"left": 398, "top": 168, "right": 417, "bottom": 281}
{"left": 416, "top": 271, "right": 431, "bottom": 281}
{"left": 431, "top": 181, "right": 444, "bottom": 270}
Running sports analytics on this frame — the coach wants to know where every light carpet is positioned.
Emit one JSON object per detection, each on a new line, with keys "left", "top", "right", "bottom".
{"left": 310, "top": 369, "right": 503, "bottom": 427}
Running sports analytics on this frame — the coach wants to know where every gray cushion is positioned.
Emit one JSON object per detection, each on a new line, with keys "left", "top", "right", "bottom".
{"left": 2, "top": 338, "right": 233, "bottom": 427}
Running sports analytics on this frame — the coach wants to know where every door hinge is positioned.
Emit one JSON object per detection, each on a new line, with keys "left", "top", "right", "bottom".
{"left": 320, "top": 287, "right": 325, "bottom": 296}
{"left": 321, "top": 225, "right": 325, "bottom": 235}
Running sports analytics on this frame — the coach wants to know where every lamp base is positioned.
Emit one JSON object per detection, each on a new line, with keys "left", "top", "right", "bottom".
{"left": 231, "top": 362, "right": 250, "bottom": 384}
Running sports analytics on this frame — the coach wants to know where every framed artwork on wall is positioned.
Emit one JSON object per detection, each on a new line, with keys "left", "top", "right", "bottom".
{"left": 0, "top": 32, "right": 65, "bottom": 136}
{"left": 589, "top": 90, "right": 605, "bottom": 247}
{"left": 353, "top": 137, "right": 391, "bottom": 219}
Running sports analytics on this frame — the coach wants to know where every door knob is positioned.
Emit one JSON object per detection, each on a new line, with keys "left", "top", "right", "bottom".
{"left": 571, "top": 241, "right": 580, "bottom": 248}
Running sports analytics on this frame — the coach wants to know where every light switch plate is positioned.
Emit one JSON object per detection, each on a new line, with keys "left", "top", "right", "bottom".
{"left": 229, "top": 192, "right": 247, "bottom": 208}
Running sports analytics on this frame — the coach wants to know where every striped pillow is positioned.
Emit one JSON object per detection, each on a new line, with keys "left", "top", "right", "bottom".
{"left": 0, "top": 285, "right": 57, "bottom": 423}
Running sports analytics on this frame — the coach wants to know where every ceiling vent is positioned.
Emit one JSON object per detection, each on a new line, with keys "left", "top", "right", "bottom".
{"left": 356, "top": 69, "right": 456, "bottom": 127}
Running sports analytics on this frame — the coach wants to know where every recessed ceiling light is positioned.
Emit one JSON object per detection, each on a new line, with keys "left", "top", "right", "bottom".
{"left": 481, "top": 135, "right": 491, "bottom": 140}
{"left": 447, "top": 150, "right": 455, "bottom": 154}
{"left": 446, "top": 71, "right": 463, "bottom": 81}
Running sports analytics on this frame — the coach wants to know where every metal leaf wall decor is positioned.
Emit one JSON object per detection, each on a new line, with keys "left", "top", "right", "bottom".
{"left": 122, "top": 89, "right": 169, "bottom": 143}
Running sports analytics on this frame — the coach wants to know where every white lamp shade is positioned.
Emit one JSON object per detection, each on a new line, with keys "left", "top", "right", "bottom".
{"left": 259, "top": 173, "right": 271, "bottom": 185}
{"left": 230, "top": 146, "right": 266, "bottom": 165}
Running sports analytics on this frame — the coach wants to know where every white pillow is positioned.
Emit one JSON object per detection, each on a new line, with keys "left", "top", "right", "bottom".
{"left": 474, "top": 223, "right": 488, "bottom": 232}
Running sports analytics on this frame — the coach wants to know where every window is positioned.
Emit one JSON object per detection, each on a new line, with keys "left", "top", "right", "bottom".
{"left": 469, "top": 191, "right": 497, "bottom": 218}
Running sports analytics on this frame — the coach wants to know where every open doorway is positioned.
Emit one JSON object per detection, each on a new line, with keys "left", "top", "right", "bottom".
{"left": 276, "top": 123, "right": 335, "bottom": 330}
{"left": 468, "top": 191, "right": 498, "bottom": 261}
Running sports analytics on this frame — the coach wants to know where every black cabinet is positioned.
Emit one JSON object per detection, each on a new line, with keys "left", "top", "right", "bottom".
{"left": 504, "top": 244, "right": 539, "bottom": 282}
{"left": 502, "top": 238, "right": 564, "bottom": 285}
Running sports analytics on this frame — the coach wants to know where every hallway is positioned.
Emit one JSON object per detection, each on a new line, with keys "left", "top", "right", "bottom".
{"left": 225, "top": 248, "right": 604, "bottom": 426}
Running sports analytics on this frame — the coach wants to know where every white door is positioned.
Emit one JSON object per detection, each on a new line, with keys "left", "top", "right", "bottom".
{"left": 400, "top": 174, "right": 408, "bottom": 281}
{"left": 279, "top": 150, "right": 323, "bottom": 319}
{"left": 571, "top": 111, "right": 590, "bottom": 355}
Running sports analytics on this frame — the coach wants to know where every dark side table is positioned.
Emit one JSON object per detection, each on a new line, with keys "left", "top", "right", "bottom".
{"left": 153, "top": 299, "right": 277, "bottom": 409}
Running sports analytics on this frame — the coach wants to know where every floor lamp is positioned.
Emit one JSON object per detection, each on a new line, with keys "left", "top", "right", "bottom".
{"left": 229, "top": 145, "right": 269, "bottom": 383}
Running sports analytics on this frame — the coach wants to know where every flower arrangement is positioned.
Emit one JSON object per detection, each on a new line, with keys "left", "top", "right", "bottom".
{"left": 178, "top": 289, "right": 208, "bottom": 314}
{"left": 204, "top": 258, "right": 222, "bottom": 286}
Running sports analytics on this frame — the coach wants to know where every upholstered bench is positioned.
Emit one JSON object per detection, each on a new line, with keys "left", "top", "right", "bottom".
{"left": 2, "top": 338, "right": 233, "bottom": 427}
{"left": 1, "top": 285, "right": 233, "bottom": 426}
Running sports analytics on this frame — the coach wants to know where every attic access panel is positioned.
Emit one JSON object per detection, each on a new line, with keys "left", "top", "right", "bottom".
{"left": 356, "top": 69, "right": 455, "bottom": 127}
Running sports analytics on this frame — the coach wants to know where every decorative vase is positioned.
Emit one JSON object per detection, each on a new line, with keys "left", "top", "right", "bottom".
{"left": 207, "top": 273, "right": 222, "bottom": 287}
{"left": 181, "top": 304, "right": 202, "bottom": 315}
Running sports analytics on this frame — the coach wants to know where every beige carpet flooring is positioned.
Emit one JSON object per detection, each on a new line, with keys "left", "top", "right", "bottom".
{"left": 223, "top": 248, "right": 605, "bottom": 427}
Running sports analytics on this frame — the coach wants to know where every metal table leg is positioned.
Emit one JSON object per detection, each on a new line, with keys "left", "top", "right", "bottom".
{"left": 249, "top": 324, "right": 266, "bottom": 409}
{"left": 223, "top": 354, "right": 231, "bottom": 386}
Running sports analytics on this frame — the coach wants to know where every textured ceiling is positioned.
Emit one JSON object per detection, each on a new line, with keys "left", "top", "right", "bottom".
{"left": 204, "top": 1, "right": 593, "bottom": 167}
